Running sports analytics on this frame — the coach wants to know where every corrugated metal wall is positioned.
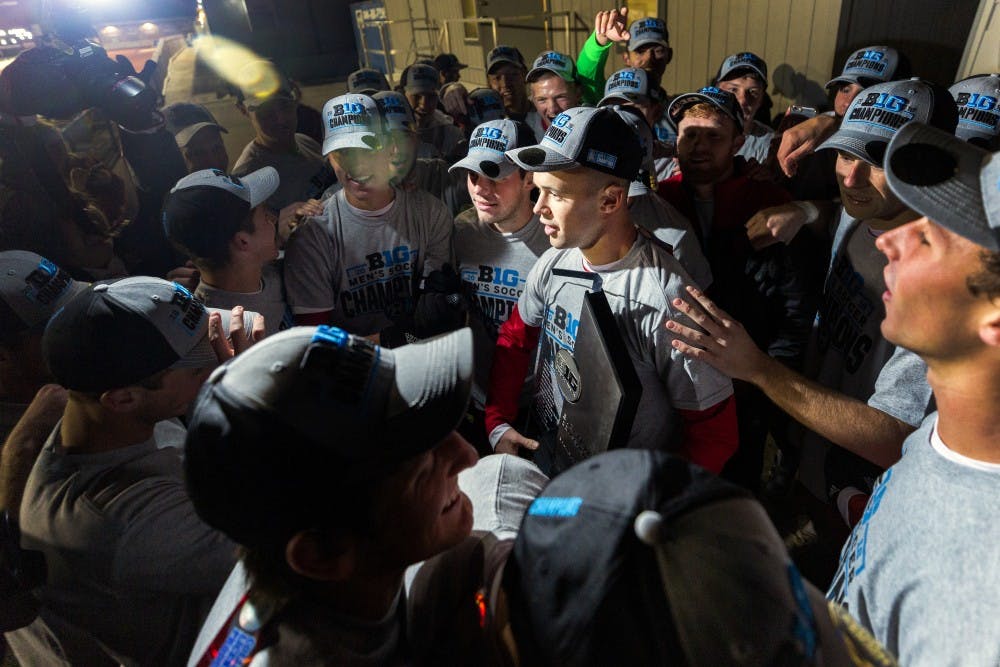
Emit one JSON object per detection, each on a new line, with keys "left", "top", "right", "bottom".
{"left": 661, "top": 0, "right": 843, "bottom": 116}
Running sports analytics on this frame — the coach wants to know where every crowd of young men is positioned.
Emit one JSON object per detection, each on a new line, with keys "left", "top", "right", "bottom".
{"left": 0, "top": 4, "right": 998, "bottom": 665}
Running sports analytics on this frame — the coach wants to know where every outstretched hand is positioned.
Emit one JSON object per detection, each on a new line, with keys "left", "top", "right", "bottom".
{"left": 665, "top": 286, "right": 770, "bottom": 382}
{"left": 594, "top": 7, "right": 630, "bottom": 46}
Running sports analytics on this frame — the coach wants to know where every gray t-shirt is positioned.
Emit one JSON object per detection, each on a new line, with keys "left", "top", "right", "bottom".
{"left": 628, "top": 193, "right": 713, "bottom": 290}
{"left": 518, "top": 236, "right": 733, "bottom": 450}
{"left": 454, "top": 209, "right": 549, "bottom": 407}
{"left": 283, "top": 187, "right": 454, "bottom": 335}
{"left": 194, "top": 263, "right": 293, "bottom": 337}
{"left": 798, "top": 212, "right": 933, "bottom": 497}
{"left": 16, "top": 425, "right": 236, "bottom": 666}
{"left": 736, "top": 119, "right": 774, "bottom": 164}
{"left": 232, "top": 134, "right": 325, "bottom": 210}
{"left": 653, "top": 114, "right": 679, "bottom": 182}
{"left": 828, "top": 413, "right": 1000, "bottom": 666}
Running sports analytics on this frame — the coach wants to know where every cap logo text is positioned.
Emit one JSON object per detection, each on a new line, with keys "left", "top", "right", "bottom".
{"left": 23, "top": 259, "right": 71, "bottom": 305}
{"left": 849, "top": 92, "right": 913, "bottom": 131}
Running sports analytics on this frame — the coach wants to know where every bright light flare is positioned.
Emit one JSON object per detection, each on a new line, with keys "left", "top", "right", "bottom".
{"left": 193, "top": 34, "right": 281, "bottom": 100}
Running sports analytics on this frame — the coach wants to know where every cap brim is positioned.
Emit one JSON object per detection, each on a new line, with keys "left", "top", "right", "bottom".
{"left": 506, "top": 144, "right": 579, "bottom": 172}
{"left": 628, "top": 37, "right": 669, "bottom": 50}
{"left": 884, "top": 122, "right": 996, "bottom": 250}
{"left": 389, "top": 328, "right": 473, "bottom": 445}
{"left": 169, "top": 331, "right": 218, "bottom": 370}
{"left": 628, "top": 180, "right": 649, "bottom": 197}
{"left": 449, "top": 154, "right": 519, "bottom": 180}
{"left": 825, "top": 75, "right": 861, "bottom": 89}
{"left": 174, "top": 122, "right": 228, "bottom": 148}
{"left": 526, "top": 66, "right": 573, "bottom": 83}
{"left": 816, "top": 128, "right": 886, "bottom": 166}
{"left": 238, "top": 166, "right": 281, "bottom": 207}
{"left": 599, "top": 93, "right": 646, "bottom": 107}
{"left": 488, "top": 59, "right": 524, "bottom": 74}
{"left": 322, "top": 131, "right": 380, "bottom": 157}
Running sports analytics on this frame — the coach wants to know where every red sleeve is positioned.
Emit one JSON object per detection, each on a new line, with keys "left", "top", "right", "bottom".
{"left": 484, "top": 305, "right": 541, "bottom": 434}
{"left": 677, "top": 394, "right": 738, "bottom": 474}
{"left": 294, "top": 311, "right": 332, "bottom": 326}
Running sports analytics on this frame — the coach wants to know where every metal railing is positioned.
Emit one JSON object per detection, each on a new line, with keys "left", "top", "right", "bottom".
{"left": 355, "top": 10, "right": 589, "bottom": 82}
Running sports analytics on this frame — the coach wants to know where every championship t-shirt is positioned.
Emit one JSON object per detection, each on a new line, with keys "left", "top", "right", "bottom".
{"left": 454, "top": 209, "right": 549, "bottom": 406}
{"left": 628, "top": 192, "right": 713, "bottom": 290}
{"left": 518, "top": 235, "right": 733, "bottom": 450}
{"left": 283, "top": 187, "right": 454, "bottom": 335}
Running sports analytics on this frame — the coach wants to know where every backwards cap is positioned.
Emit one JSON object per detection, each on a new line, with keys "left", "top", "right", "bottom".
{"left": 826, "top": 46, "right": 908, "bottom": 89}
{"left": 42, "top": 277, "right": 217, "bottom": 393}
{"left": 163, "top": 167, "right": 280, "bottom": 261}
{"left": 816, "top": 78, "right": 958, "bottom": 166}
{"left": 503, "top": 449, "right": 894, "bottom": 666}
{"left": 885, "top": 122, "right": 1000, "bottom": 252}
{"left": 184, "top": 326, "right": 473, "bottom": 548}
{"left": 449, "top": 119, "right": 537, "bottom": 180}
{"left": 321, "top": 93, "right": 382, "bottom": 155}
{"left": 949, "top": 74, "right": 1000, "bottom": 149}
{"left": 0, "top": 251, "right": 87, "bottom": 341}
{"left": 506, "top": 106, "right": 643, "bottom": 180}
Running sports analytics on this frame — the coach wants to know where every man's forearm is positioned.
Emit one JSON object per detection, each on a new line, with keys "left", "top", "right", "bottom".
{"left": 750, "top": 356, "right": 913, "bottom": 468}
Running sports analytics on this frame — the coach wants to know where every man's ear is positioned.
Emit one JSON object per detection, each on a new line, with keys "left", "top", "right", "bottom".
{"left": 231, "top": 231, "right": 252, "bottom": 254}
{"left": 286, "top": 530, "right": 357, "bottom": 583}
{"left": 598, "top": 182, "right": 627, "bottom": 214}
{"left": 622, "top": 51, "right": 632, "bottom": 67}
{"left": 521, "top": 171, "right": 534, "bottom": 191}
{"left": 977, "top": 307, "right": 1000, "bottom": 348}
{"left": 100, "top": 387, "right": 143, "bottom": 413}
{"left": 665, "top": 47, "right": 674, "bottom": 65}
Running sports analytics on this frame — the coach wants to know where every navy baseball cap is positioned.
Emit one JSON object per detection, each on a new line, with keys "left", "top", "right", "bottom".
{"left": 667, "top": 86, "right": 743, "bottom": 131}
{"left": 716, "top": 52, "right": 768, "bottom": 85}
{"left": 501, "top": 450, "right": 891, "bottom": 666}
{"left": 506, "top": 106, "right": 643, "bottom": 180}
{"left": 184, "top": 326, "right": 473, "bottom": 547}
{"left": 486, "top": 45, "right": 526, "bottom": 74}
{"left": 347, "top": 68, "right": 390, "bottom": 95}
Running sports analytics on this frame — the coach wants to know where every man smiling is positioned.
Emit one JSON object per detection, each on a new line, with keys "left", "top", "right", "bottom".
{"left": 485, "top": 106, "right": 736, "bottom": 475}
{"left": 283, "top": 94, "right": 454, "bottom": 340}
{"left": 524, "top": 51, "right": 583, "bottom": 137}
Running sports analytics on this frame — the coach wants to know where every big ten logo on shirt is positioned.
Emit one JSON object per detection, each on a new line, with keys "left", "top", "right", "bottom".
{"left": 815, "top": 253, "right": 877, "bottom": 372}
{"left": 169, "top": 284, "right": 207, "bottom": 334}
{"left": 23, "top": 258, "right": 72, "bottom": 305}
{"left": 828, "top": 467, "right": 894, "bottom": 604}
{"left": 461, "top": 264, "right": 525, "bottom": 335}
{"left": 544, "top": 302, "right": 580, "bottom": 351}
{"left": 845, "top": 50, "right": 887, "bottom": 74}
{"left": 954, "top": 91, "right": 999, "bottom": 131}
{"left": 341, "top": 245, "right": 419, "bottom": 318}
{"left": 848, "top": 92, "right": 914, "bottom": 131}
{"left": 328, "top": 101, "right": 370, "bottom": 131}
{"left": 470, "top": 126, "right": 509, "bottom": 153}
{"left": 543, "top": 113, "right": 572, "bottom": 146}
